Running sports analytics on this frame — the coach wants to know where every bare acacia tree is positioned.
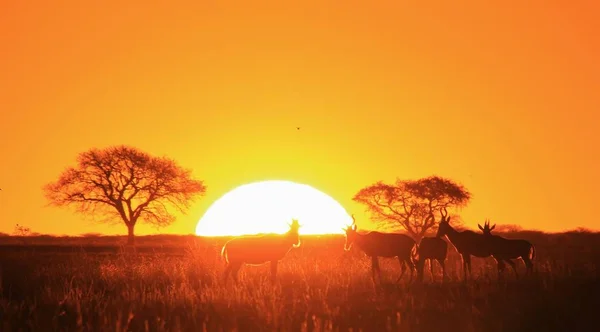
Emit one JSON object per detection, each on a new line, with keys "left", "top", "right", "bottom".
{"left": 353, "top": 176, "right": 471, "bottom": 240}
{"left": 14, "top": 224, "right": 32, "bottom": 236}
{"left": 44, "top": 145, "right": 207, "bottom": 244}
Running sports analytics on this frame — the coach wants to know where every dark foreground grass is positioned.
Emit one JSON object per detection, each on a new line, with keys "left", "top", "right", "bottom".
{"left": 1, "top": 233, "right": 600, "bottom": 332}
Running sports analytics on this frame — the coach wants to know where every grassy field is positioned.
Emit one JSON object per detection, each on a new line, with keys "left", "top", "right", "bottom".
{"left": 1, "top": 231, "right": 599, "bottom": 332}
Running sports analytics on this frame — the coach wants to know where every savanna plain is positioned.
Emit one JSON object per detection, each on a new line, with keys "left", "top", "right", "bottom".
{"left": 1, "top": 231, "right": 599, "bottom": 332}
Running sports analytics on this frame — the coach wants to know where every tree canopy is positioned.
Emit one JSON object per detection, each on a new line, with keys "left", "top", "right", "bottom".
{"left": 353, "top": 175, "right": 471, "bottom": 240}
{"left": 44, "top": 145, "right": 206, "bottom": 244}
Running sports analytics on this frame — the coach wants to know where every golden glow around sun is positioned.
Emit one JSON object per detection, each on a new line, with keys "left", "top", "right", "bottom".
{"left": 195, "top": 180, "right": 353, "bottom": 236}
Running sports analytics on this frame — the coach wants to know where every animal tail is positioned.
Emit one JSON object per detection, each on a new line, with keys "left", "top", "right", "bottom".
{"left": 220, "top": 244, "right": 229, "bottom": 264}
{"left": 529, "top": 243, "right": 536, "bottom": 261}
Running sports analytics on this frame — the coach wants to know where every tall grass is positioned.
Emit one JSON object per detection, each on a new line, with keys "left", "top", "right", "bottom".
{"left": 1, "top": 233, "right": 599, "bottom": 331}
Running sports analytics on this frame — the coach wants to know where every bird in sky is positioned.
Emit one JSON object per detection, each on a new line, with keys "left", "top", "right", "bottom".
{"left": 296, "top": 127, "right": 301, "bottom": 130}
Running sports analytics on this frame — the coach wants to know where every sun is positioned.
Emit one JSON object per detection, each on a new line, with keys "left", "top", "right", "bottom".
{"left": 195, "top": 180, "right": 353, "bottom": 236}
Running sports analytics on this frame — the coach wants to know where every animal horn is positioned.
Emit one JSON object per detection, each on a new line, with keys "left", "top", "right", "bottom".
{"left": 440, "top": 206, "right": 448, "bottom": 218}
{"left": 351, "top": 214, "right": 356, "bottom": 225}
{"left": 289, "top": 218, "right": 300, "bottom": 228}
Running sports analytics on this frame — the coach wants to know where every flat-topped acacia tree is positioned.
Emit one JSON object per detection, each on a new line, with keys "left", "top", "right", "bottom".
{"left": 353, "top": 175, "right": 471, "bottom": 241}
{"left": 43, "top": 145, "right": 207, "bottom": 245}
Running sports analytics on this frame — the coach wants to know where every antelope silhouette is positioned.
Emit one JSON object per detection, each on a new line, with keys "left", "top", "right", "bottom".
{"left": 221, "top": 219, "right": 301, "bottom": 283}
{"left": 415, "top": 236, "right": 448, "bottom": 282}
{"left": 344, "top": 215, "right": 416, "bottom": 283}
{"left": 415, "top": 209, "right": 449, "bottom": 282}
{"left": 436, "top": 208, "right": 494, "bottom": 280}
{"left": 479, "top": 220, "right": 535, "bottom": 278}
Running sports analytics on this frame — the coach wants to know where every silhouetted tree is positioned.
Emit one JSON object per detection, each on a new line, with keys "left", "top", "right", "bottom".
{"left": 13, "top": 224, "right": 33, "bottom": 245}
{"left": 44, "top": 145, "right": 207, "bottom": 245}
{"left": 13, "top": 224, "right": 31, "bottom": 236}
{"left": 353, "top": 176, "right": 471, "bottom": 240}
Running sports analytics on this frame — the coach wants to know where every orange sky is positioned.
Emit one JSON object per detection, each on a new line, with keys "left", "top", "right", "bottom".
{"left": 1, "top": 1, "right": 599, "bottom": 236}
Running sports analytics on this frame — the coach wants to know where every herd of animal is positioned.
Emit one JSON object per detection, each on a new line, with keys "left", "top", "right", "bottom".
{"left": 219, "top": 208, "right": 536, "bottom": 283}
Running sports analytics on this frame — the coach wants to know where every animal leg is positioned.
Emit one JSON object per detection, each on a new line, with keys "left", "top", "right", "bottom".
{"left": 270, "top": 260, "right": 278, "bottom": 283}
{"left": 496, "top": 258, "right": 506, "bottom": 280}
{"left": 371, "top": 256, "right": 381, "bottom": 283}
{"left": 467, "top": 257, "right": 472, "bottom": 277}
{"left": 462, "top": 254, "right": 471, "bottom": 281}
{"left": 523, "top": 257, "right": 534, "bottom": 276}
{"left": 437, "top": 259, "right": 446, "bottom": 282}
{"left": 400, "top": 264, "right": 406, "bottom": 283}
{"left": 430, "top": 259, "right": 435, "bottom": 281}
{"left": 406, "top": 257, "right": 415, "bottom": 283}
{"left": 505, "top": 259, "right": 518, "bottom": 279}
{"left": 396, "top": 257, "right": 406, "bottom": 283}
{"left": 416, "top": 259, "right": 425, "bottom": 282}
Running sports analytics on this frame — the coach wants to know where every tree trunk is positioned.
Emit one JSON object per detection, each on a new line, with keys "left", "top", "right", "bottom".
{"left": 415, "top": 229, "right": 427, "bottom": 242}
{"left": 127, "top": 224, "right": 135, "bottom": 245}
